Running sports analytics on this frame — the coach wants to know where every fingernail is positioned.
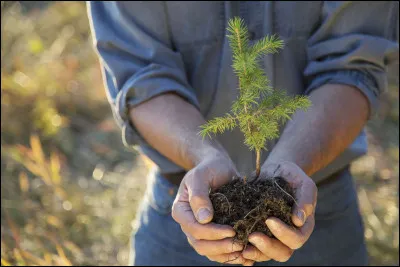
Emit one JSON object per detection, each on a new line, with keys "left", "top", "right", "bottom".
{"left": 227, "top": 230, "right": 236, "bottom": 238}
{"left": 248, "top": 236, "right": 258, "bottom": 243}
{"left": 197, "top": 208, "right": 211, "bottom": 223}
{"left": 297, "top": 209, "right": 305, "bottom": 224}
{"left": 265, "top": 219, "right": 276, "bottom": 228}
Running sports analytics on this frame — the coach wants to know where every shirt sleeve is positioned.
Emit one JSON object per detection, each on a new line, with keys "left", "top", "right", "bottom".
{"left": 303, "top": 1, "right": 399, "bottom": 119}
{"left": 87, "top": 1, "right": 199, "bottom": 149}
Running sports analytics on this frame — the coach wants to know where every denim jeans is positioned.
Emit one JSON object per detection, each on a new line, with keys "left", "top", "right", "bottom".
{"left": 129, "top": 168, "right": 368, "bottom": 266}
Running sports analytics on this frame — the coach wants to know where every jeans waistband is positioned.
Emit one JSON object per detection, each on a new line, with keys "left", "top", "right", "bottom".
{"left": 160, "top": 164, "right": 351, "bottom": 187}
{"left": 161, "top": 171, "right": 186, "bottom": 186}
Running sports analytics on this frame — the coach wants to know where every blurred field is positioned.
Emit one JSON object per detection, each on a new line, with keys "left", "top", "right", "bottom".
{"left": 1, "top": 2, "right": 398, "bottom": 266}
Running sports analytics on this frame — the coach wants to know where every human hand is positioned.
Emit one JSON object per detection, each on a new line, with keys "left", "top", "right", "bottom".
{"left": 242, "top": 161, "right": 317, "bottom": 263}
{"left": 171, "top": 153, "right": 254, "bottom": 265}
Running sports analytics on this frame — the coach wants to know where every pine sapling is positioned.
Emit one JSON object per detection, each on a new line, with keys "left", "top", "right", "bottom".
{"left": 199, "top": 17, "right": 311, "bottom": 245}
{"left": 200, "top": 17, "right": 311, "bottom": 179}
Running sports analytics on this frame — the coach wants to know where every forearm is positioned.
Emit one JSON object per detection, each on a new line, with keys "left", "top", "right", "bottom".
{"left": 264, "top": 84, "right": 370, "bottom": 177}
{"left": 129, "top": 93, "right": 226, "bottom": 171}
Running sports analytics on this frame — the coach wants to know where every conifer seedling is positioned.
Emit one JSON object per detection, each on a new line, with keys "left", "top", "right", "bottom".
{"left": 199, "top": 17, "right": 311, "bottom": 245}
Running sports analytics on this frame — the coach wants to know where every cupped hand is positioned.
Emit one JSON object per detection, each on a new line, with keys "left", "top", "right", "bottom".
{"left": 242, "top": 161, "right": 317, "bottom": 263}
{"left": 171, "top": 153, "right": 255, "bottom": 265}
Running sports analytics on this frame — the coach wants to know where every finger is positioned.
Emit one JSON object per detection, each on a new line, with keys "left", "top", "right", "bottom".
{"left": 207, "top": 252, "right": 246, "bottom": 264}
{"left": 242, "top": 245, "right": 271, "bottom": 262}
{"left": 263, "top": 162, "right": 317, "bottom": 227}
{"left": 266, "top": 216, "right": 315, "bottom": 250}
{"left": 262, "top": 162, "right": 290, "bottom": 180}
{"left": 248, "top": 232, "right": 294, "bottom": 262}
{"left": 186, "top": 169, "right": 215, "bottom": 224}
{"left": 243, "top": 259, "right": 255, "bottom": 266}
{"left": 263, "top": 161, "right": 305, "bottom": 184}
{"left": 292, "top": 179, "right": 317, "bottom": 227}
{"left": 172, "top": 200, "right": 235, "bottom": 240}
{"left": 187, "top": 236, "right": 244, "bottom": 255}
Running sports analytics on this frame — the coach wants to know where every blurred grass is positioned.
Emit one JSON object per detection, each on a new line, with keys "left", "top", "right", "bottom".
{"left": 1, "top": 1, "right": 398, "bottom": 266}
{"left": 1, "top": 2, "right": 148, "bottom": 265}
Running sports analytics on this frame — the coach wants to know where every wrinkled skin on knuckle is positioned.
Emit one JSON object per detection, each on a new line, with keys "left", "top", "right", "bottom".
{"left": 276, "top": 161, "right": 296, "bottom": 174}
{"left": 291, "top": 237, "right": 304, "bottom": 250}
{"left": 188, "top": 224, "right": 202, "bottom": 240}
{"left": 189, "top": 194, "right": 204, "bottom": 205}
{"left": 187, "top": 238, "right": 204, "bottom": 255}
{"left": 305, "top": 178, "right": 317, "bottom": 192}
{"left": 277, "top": 249, "right": 293, "bottom": 262}
{"left": 171, "top": 203, "right": 179, "bottom": 222}
{"left": 180, "top": 220, "right": 199, "bottom": 240}
{"left": 180, "top": 225, "right": 187, "bottom": 236}
{"left": 186, "top": 169, "right": 197, "bottom": 183}
{"left": 303, "top": 202, "right": 315, "bottom": 216}
{"left": 206, "top": 256, "right": 222, "bottom": 264}
{"left": 213, "top": 253, "right": 245, "bottom": 264}
{"left": 244, "top": 248, "right": 263, "bottom": 262}
{"left": 310, "top": 182, "right": 318, "bottom": 205}
{"left": 195, "top": 246, "right": 206, "bottom": 256}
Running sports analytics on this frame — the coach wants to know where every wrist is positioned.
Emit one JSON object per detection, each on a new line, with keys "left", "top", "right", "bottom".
{"left": 194, "top": 143, "right": 229, "bottom": 166}
{"left": 264, "top": 150, "right": 315, "bottom": 177}
{"left": 181, "top": 137, "right": 229, "bottom": 169}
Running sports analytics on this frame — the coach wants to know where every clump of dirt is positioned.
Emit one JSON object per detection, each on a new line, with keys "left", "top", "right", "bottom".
{"left": 210, "top": 176, "right": 296, "bottom": 246}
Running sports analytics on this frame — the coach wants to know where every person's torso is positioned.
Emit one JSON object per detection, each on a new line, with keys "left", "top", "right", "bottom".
{"left": 135, "top": 1, "right": 368, "bottom": 179}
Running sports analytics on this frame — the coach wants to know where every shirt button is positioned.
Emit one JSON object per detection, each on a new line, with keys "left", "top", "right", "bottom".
{"left": 168, "top": 188, "right": 175, "bottom": 196}
{"left": 249, "top": 31, "right": 256, "bottom": 40}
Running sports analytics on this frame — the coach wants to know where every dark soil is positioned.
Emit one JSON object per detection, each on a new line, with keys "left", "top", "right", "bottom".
{"left": 210, "top": 176, "right": 296, "bottom": 246}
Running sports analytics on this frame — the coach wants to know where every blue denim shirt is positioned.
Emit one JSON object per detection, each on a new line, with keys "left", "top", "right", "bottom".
{"left": 87, "top": 1, "right": 398, "bottom": 183}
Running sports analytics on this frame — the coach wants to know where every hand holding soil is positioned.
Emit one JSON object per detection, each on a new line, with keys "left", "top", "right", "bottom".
{"left": 171, "top": 153, "right": 254, "bottom": 265}
{"left": 196, "top": 17, "right": 313, "bottom": 265}
{"left": 240, "top": 161, "right": 317, "bottom": 263}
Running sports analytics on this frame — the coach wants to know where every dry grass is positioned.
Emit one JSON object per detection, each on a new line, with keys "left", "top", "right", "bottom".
{"left": 1, "top": 1, "right": 398, "bottom": 266}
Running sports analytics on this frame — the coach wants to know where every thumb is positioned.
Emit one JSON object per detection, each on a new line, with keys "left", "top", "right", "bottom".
{"left": 292, "top": 180, "right": 317, "bottom": 227}
{"left": 188, "top": 174, "right": 214, "bottom": 224}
